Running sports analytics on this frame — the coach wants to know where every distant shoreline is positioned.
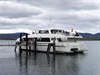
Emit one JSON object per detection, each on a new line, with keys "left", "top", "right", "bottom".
{"left": 0, "top": 39, "right": 16, "bottom": 40}
{"left": 0, "top": 38, "right": 100, "bottom": 41}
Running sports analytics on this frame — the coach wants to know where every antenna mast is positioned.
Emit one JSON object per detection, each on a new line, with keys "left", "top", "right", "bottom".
{"left": 48, "top": 18, "right": 52, "bottom": 28}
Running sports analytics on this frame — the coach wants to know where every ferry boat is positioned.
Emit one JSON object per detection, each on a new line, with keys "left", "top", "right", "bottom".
{"left": 16, "top": 28, "right": 87, "bottom": 53}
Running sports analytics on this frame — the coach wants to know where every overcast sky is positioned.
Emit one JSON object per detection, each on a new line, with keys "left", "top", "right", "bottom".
{"left": 0, "top": 0, "right": 100, "bottom": 33}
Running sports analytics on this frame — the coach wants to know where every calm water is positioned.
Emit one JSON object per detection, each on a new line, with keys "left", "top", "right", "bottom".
{"left": 0, "top": 40, "right": 100, "bottom": 75}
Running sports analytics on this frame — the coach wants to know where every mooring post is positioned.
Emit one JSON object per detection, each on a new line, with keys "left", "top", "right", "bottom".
{"left": 14, "top": 42, "right": 17, "bottom": 52}
{"left": 47, "top": 37, "right": 56, "bottom": 55}
{"left": 26, "top": 34, "right": 28, "bottom": 51}
{"left": 53, "top": 37, "right": 56, "bottom": 55}
{"left": 25, "top": 34, "right": 29, "bottom": 56}
{"left": 34, "top": 38, "right": 37, "bottom": 53}
{"left": 47, "top": 43, "right": 51, "bottom": 54}
{"left": 19, "top": 33, "right": 22, "bottom": 56}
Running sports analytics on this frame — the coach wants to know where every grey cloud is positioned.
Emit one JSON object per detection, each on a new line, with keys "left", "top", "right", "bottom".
{"left": 0, "top": 17, "right": 40, "bottom": 26}
{"left": 0, "top": 1, "right": 42, "bottom": 18}
{"left": 0, "top": 0, "right": 100, "bottom": 33}
{"left": 17, "top": 0, "right": 99, "bottom": 10}
{"left": 35, "top": 9, "right": 100, "bottom": 23}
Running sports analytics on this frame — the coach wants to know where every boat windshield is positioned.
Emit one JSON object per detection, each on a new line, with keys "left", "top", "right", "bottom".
{"left": 37, "top": 38, "right": 50, "bottom": 42}
{"left": 51, "top": 37, "right": 67, "bottom": 42}
{"left": 57, "top": 38, "right": 67, "bottom": 42}
{"left": 39, "top": 30, "right": 49, "bottom": 34}
{"left": 51, "top": 29, "right": 64, "bottom": 34}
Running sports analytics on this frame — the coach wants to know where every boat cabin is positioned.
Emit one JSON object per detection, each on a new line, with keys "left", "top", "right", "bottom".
{"left": 38, "top": 29, "right": 78, "bottom": 36}
{"left": 16, "top": 28, "right": 82, "bottom": 44}
{"left": 38, "top": 29, "right": 65, "bottom": 34}
{"left": 19, "top": 33, "right": 67, "bottom": 45}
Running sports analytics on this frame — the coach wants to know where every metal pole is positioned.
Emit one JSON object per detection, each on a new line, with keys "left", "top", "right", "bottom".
{"left": 19, "top": 33, "right": 22, "bottom": 56}
{"left": 53, "top": 37, "right": 56, "bottom": 55}
{"left": 26, "top": 34, "right": 28, "bottom": 50}
{"left": 34, "top": 38, "right": 37, "bottom": 53}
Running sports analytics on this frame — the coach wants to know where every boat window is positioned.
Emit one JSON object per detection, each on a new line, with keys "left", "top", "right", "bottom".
{"left": 37, "top": 38, "right": 50, "bottom": 42}
{"left": 57, "top": 38, "right": 63, "bottom": 42}
{"left": 51, "top": 30, "right": 56, "bottom": 34}
{"left": 51, "top": 29, "right": 64, "bottom": 34}
{"left": 51, "top": 38, "right": 56, "bottom": 41}
{"left": 39, "top": 30, "right": 49, "bottom": 34}
{"left": 23, "top": 38, "right": 26, "bottom": 41}
{"left": 23, "top": 38, "right": 32, "bottom": 41}
{"left": 65, "top": 31, "right": 70, "bottom": 36}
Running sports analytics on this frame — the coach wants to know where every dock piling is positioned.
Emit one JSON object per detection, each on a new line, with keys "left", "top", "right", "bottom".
{"left": 19, "top": 34, "right": 22, "bottom": 56}
{"left": 47, "top": 37, "right": 56, "bottom": 55}
{"left": 25, "top": 34, "right": 28, "bottom": 50}
{"left": 34, "top": 38, "right": 37, "bottom": 53}
{"left": 53, "top": 37, "right": 56, "bottom": 55}
{"left": 47, "top": 44, "right": 51, "bottom": 54}
{"left": 14, "top": 43, "right": 17, "bottom": 52}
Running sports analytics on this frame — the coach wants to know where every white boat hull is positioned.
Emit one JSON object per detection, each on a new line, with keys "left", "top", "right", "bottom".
{"left": 20, "top": 42, "right": 87, "bottom": 53}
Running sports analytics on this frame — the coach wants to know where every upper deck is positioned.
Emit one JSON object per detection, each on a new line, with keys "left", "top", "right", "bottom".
{"left": 16, "top": 28, "right": 83, "bottom": 43}
{"left": 38, "top": 28, "right": 82, "bottom": 38}
{"left": 38, "top": 29, "right": 65, "bottom": 35}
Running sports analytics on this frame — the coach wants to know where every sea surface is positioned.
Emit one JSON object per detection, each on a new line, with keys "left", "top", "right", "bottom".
{"left": 0, "top": 40, "right": 100, "bottom": 75}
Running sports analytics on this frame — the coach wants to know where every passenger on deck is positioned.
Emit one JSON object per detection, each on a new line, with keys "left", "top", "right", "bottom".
{"left": 70, "top": 28, "right": 76, "bottom": 36}
{"left": 75, "top": 31, "right": 79, "bottom": 36}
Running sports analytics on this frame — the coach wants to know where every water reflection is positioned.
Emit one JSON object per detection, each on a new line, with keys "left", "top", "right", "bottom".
{"left": 16, "top": 52, "right": 86, "bottom": 75}
{"left": 0, "top": 40, "right": 99, "bottom": 75}
{"left": 46, "top": 54, "right": 56, "bottom": 75}
{"left": 19, "top": 54, "right": 29, "bottom": 75}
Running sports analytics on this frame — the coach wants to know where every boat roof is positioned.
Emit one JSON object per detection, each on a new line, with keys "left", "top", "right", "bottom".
{"left": 38, "top": 28, "right": 65, "bottom": 31}
{"left": 22, "top": 34, "right": 66, "bottom": 38}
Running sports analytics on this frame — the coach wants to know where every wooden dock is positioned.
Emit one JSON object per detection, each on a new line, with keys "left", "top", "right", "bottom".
{"left": 16, "top": 33, "right": 56, "bottom": 56}
{"left": 0, "top": 41, "right": 15, "bottom": 46}
{"left": 0, "top": 44, "right": 15, "bottom": 46}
